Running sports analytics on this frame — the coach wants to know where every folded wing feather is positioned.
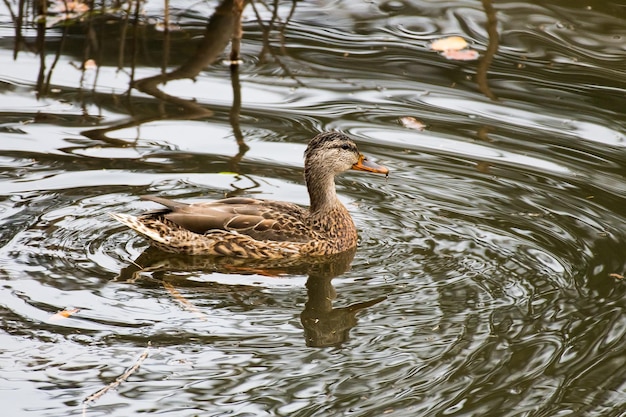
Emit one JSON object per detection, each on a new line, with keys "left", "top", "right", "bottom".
{"left": 141, "top": 196, "right": 313, "bottom": 243}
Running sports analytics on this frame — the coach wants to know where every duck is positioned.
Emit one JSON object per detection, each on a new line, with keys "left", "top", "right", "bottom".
{"left": 110, "top": 132, "right": 389, "bottom": 258}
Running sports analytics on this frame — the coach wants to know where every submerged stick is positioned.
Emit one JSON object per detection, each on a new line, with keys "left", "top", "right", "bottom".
{"left": 163, "top": 281, "right": 208, "bottom": 321}
{"left": 82, "top": 342, "right": 151, "bottom": 414}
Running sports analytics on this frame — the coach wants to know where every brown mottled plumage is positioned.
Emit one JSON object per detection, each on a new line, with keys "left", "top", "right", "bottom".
{"left": 110, "top": 132, "right": 389, "bottom": 258}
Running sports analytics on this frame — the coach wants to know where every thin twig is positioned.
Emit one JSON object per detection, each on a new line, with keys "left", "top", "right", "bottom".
{"left": 163, "top": 281, "right": 208, "bottom": 321}
{"left": 277, "top": 0, "right": 297, "bottom": 55}
{"left": 2, "top": 0, "right": 16, "bottom": 23}
{"left": 82, "top": 342, "right": 151, "bottom": 414}
{"left": 230, "top": 0, "right": 244, "bottom": 64}
{"left": 249, "top": 0, "right": 304, "bottom": 86}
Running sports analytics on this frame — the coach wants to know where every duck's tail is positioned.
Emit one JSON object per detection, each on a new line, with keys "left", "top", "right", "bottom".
{"left": 109, "top": 212, "right": 172, "bottom": 247}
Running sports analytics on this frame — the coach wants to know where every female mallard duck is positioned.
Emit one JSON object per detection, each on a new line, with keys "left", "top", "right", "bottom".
{"left": 110, "top": 132, "right": 389, "bottom": 258}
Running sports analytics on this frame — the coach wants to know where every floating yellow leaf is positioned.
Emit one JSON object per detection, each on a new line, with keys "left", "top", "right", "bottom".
{"left": 83, "top": 59, "right": 97, "bottom": 70}
{"left": 399, "top": 116, "right": 426, "bottom": 131}
{"left": 430, "top": 36, "right": 479, "bottom": 61}
{"left": 50, "top": 1, "right": 90, "bottom": 14}
{"left": 155, "top": 22, "right": 181, "bottom": 32}
{"left": 430, "top": 36, "right": 468, "bottom": 52}
{"left": 441, "top": 49, "right": 480, "bottom": 61}
{"left": 49, "top": 308, "right": 80, "bottom": 321}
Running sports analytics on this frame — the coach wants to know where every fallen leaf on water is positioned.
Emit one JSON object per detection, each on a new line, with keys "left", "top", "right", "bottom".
{"left": 430, "top": 36, "right": 479, "bottom": 61}
{"left": 441, "top": 48, "right": 480, "bottom": 61}
{"left": 155, "top": 22, "right": 181, "bottom": 32}
{"left": 49, "top": 308, "right": 80, "bottom": 321}
{"left": 476, "top": 161, "right": 491, "bottom": 174}
{"left": 399, "top": 116, "right": 426, "bottom": 131}
{"left": 477, "top": 126, "right": 494, "bottom": 142}
{"left": 83, "top": 59, "right": 97, "bottom": 70}
{"left": 430, "top": 36, "right": 468, "bottom": 52}
{"left": 49, "top": 0, "right": 90, "bottom": 14}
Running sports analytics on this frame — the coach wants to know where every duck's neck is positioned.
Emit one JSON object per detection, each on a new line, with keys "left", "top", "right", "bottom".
{"left": 305, "top": 168, "right": 343, "bottom": 214}
{"left": 305, "top": 168, "right": 357, "bottom": 250}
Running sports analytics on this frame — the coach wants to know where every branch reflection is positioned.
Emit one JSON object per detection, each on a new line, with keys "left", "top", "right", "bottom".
{"left": 476, "top": 0, "right": 499, "bottom": 101}
{"left": 82, "top": 0, "right": 241, "bottom": 146}
{"left": 10, "top": 0, "right": 254, "bottom": 168}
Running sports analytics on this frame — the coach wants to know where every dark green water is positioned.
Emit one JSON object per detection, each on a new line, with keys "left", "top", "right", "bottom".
{"left": 1, "top": 0, "right": 625, "bottom": 416}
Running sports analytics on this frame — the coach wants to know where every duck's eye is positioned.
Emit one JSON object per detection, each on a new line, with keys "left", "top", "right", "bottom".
{"left": 340, "top": 144, "right": 351, "bottom": 150}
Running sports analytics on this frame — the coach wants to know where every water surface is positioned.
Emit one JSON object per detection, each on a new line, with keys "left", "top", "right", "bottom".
{"left": 1, "top": 0, "right": 625, "bottom": 416}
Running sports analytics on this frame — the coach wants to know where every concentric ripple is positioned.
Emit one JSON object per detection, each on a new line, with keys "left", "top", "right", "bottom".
{"left": 1, "top": 0, "right": 626, "bottom": 416}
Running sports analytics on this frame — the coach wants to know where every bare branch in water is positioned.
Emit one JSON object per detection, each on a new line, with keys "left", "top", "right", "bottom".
{"left": 82, "top": 342, "right": 151, "bottom": 415}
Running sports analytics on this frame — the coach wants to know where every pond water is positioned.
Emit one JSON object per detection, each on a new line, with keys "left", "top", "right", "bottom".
{"left": 1, "top": 0, "right": 626, "bottom": 416}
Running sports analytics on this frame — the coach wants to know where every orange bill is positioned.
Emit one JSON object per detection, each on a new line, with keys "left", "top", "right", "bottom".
{"left": 352, "top": 154, "right": 389, "bottom": 175}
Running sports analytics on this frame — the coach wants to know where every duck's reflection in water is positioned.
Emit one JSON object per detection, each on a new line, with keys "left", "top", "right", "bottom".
{"left": 299, "top": 249, "right": 387, "bottom": 347}
{"left": 116, "top": 247, "right": 386, "bottom": 347}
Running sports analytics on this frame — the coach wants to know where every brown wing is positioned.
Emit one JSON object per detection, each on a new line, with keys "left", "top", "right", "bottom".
{"left": 141, "top": 196, "right": 313, "bottom": 243}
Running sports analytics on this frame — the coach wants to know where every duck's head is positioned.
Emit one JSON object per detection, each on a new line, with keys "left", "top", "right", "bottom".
{"left": 304, "top": 132, "right": 389, "bottom": 176}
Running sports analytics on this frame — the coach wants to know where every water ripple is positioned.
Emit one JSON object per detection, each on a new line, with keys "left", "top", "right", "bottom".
{"left": 1, "top": 1, "right": 626, "bottom": 416}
